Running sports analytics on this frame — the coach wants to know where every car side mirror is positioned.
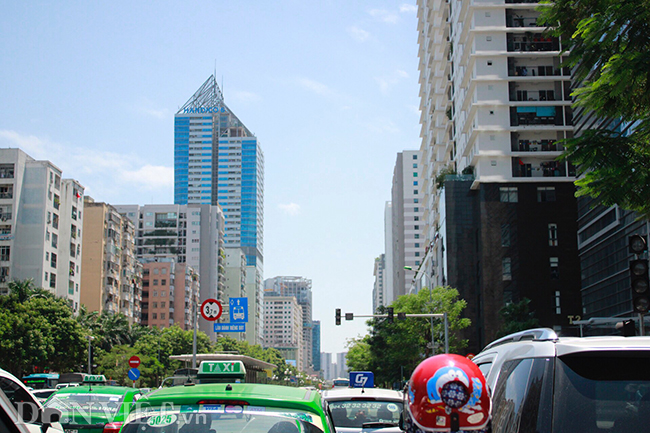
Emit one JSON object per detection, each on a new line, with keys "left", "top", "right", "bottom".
{"left": 41, "top": 408, "right": 61, "bottom": 433}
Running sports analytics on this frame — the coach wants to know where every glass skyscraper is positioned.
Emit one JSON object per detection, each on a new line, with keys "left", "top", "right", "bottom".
{"left": 174, "top": 75, "right": 264, "bottom": 270}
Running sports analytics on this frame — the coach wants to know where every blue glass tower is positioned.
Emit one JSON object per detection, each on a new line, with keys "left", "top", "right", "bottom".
{"left": 174, "top": 75, "right": 264, "bottom": 269}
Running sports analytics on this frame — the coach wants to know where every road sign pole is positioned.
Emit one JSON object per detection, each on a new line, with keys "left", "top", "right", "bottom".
{"left": 192, "top": 302, "right": 197, "bottom": 369}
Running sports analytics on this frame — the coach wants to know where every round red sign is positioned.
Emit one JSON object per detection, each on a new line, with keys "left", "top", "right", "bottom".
{"left": 129, "top": 355, "right": 141, "bottom": 368}
{"left": 201, "top": 299, "right": 223, "bottom": 321}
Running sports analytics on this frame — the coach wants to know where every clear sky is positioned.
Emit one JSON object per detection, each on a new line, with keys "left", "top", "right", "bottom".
{"left": 0, "top": 1, "right": 422, "bottom": 355}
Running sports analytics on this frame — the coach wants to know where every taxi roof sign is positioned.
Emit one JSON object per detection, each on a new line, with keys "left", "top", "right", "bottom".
{"left": 198, "top": 360, "right": 246, "bottom": 376}
{"left": 83, "top": 374, "right": 107, "bottom": 384}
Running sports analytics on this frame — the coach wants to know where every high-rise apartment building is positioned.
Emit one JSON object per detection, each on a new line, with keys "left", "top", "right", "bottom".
{"left": 81, "top": 197, "right": 142, "bottom": 322}
{"left": 174, "top": 75, "right": 264, "bottom": 344}
{"left": 311, "top": 320, "right": 321, "bottom": 376}
{"left": 140, "top": 260, "right": 199, "bottom": 330}
{"left": 391, "top": 151, "right": 425, "bottom": 298}
{"left": 264, "top": 276, "right": 314, "bottom": 372}
{"left": 224, "top": 247, "right": 247, "bottom": 341}
{"left": 0, "top": 148, "right": 84, "bottom": 310}
{"left": 263, "top": 295, "right": 303, "bottom": 371}
{"left": 373, "top": 254, "right": 387, "bottom": 312}
{"left": 116, "top": 204, "right": 225, "bottom": 336}
{"left": 416, "top": 0, "right": 582, "bottom": 352}
{"left": 383, "top": 202, "right": 395, "bottom": 305}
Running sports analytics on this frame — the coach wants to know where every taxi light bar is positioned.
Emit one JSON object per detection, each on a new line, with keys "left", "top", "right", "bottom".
{"left": 83, "top": 374, "right": 107, "bottom": 384}
{"left": 198, "top": 360, "right": 246, "bottom": 375}
{"left": 196, "top": 400, "right": 250, "bottom": 405}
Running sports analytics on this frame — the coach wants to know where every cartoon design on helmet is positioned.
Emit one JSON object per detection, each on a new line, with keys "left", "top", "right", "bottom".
{"left": 404, "top": 354, "right": 490, "bottom": 432}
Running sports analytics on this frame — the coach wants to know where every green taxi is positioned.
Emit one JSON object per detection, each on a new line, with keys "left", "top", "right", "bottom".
{"left": 43, "top": 375, "right": 143, "bottom": 433}
{"left": 120, "top": 360, "right": 336, "bottom": 433}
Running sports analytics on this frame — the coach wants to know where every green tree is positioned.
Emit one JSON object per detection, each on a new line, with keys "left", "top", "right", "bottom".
{"left": 0, "top": 280, "right": 86, "bottom": 376}
{"left": 346, "top": 286, "right": 470, "bottom": 388}
{"left": 540, "top": 0, "right": 650, "bottom": 218}
{"left": 495, "top": 298, "right": 540, "bottom": 338}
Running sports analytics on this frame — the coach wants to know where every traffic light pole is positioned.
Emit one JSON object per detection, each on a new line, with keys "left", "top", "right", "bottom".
{"left": 337, "top": 312, "right": 449, "bottom": 353}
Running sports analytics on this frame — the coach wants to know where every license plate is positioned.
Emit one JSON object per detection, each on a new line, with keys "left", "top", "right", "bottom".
{"left": 65, "top": 430, "right": 78, "bottom": 433}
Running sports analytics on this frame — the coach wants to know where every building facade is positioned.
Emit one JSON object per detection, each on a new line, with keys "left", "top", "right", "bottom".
{"left": 0, "top": 148, "right": 84, "bottom": 310}
{"left": 264, "top": 276, "right": 314, "bottom": 372}
{"left": 391, "top": 151, "right": 425, "bottom": 298}
{"left": 174, "top": 75, "right": 264, "bottom": 345}
{"left": 416, "top": 0, "right": 581, "bottom": 352}
{"left": 263, "top": 295, "right": 303, "bottom": 371}
{"left": 372, "top": 254, "right": 387, "bottom": 312}
{"left": 81, "top": 198, "right": 142, "bottom": 322}
{"left": 311, "top": 320, "right": 321, "bottom": 376}
{"left": 116, "top": 204, "right": 225, "bottom": 337}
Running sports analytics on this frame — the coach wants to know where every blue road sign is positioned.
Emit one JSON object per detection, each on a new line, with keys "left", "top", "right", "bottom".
{"left": 128, "top": 368, "right": 140, "bottom": 381}
{"left": 229, "top": 297, "right": 249, "bottom": 323}
{"left": 214, "top": 323, "right": 246, "bottom": 332}
{"left": 350, "top": 371, "right": 374, "bottom": 388}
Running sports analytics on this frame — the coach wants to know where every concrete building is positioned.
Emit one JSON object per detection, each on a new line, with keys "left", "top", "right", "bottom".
{"left": 174, "top": 75, "right": 265, "bottom": 345}
{"left": 383, "top": 202, "right": 395, "bottom": 305}
{"left": 0, "top": 148, "right": 84, "bottom": 310}
{"left": 140, "top": 259, "right": 199, "bottom": 330}
{"left": 373, "top": 254, "right": 387, "bottom": 312}
{"left": 264, "top": 276, "right": 313, "bottom": 372}
{"left": 224, "top": 247, "right": 247, "bottom": 341}
{"left": 416, "top": 0, "right": 582, "bottom": 352}
{"left": 81, "top": 198, "right": 142, "bottom": 322}
{"left": 263, "top": 295, "right": 303, "bottom": 371}
{"left": 391, "top": 151, "right": 425, "bottom": 299}
{"left": 311, "top": 320, "right": 321, "bottom": 376}
{"left": 320, "top": 352, "right": 333, "bottom": 381}
{"left": 115, "top": 204, "right": 225, "bottom": 337}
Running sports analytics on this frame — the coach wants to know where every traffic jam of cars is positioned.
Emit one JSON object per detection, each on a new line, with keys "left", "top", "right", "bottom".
{"left": 2, "top": 327, "right": 650, "bottom": 433}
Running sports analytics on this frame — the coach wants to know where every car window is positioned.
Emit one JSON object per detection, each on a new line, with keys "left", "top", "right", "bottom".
{"left": 476, "top": 362, "right": 492, "bottom": 380}
{"left": 491, "top": 358, "right": 534, "bottom": 433}
{"left": 0, "top": 376, "right": 38, "bottom": 423}
{"left": 327, "top": 400, "right": 402, "bottom": 428}
{"left": 45, "top": 393, "right": 125, "bottom": 416}
{"left": 553, "top": 351, "right": 650, "bottom": 433}
{"left": 121, "top": 405, "right": 325, "bottom": 433}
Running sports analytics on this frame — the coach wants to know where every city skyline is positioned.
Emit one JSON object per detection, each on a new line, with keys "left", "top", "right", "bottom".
{"left": 0, "top": 2, "right": 421, "bottom": 353}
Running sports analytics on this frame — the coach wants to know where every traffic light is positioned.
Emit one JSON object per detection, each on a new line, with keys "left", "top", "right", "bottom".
{"left": 335, "top": 308, "right": 341, "bottom": 326}
{"left": 629, "top": 234, "right": 647, "bottom": 255}
{"left": 631, "top": 259, "right": 650, "bottom": 314}
{"left": 387, "top": 307, "right": 394, "bottom": 323}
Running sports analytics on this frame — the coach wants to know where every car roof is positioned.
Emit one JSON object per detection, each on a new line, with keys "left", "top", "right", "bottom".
{"left": 141, "top": 383, "right": 324, "bottom": 413}
{"left": 54, "top": 385, "right": 139, "bottom": 396}
{"left": 321, "top": 387, "right": 403, "bottom": 401}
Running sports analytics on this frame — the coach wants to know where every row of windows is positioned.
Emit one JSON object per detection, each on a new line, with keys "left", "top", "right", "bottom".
{"left": 500, "top": 186, "right": 557, "bottom": 203}
{"left": 501, "top": 223, "right": 559, "bottom": 247}
{"left": 502, "top": 257, "right": 560, "bottom": 281}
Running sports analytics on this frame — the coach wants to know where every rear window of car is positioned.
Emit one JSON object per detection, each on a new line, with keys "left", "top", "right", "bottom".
{"left": 328, "top": 400, "right": 402, "bottom": 428}
{"left": 45, "top": 393, "right": 125, "bottom": 415}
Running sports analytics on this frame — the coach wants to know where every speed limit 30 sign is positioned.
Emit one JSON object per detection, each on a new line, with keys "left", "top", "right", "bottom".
{"left": 201, "top": 299, "right": 223, "bottom": 321}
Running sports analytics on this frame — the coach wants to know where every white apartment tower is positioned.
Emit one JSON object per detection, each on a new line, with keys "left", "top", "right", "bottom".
{"left": 372, "top": 254, "right": 387, "bottom": 312}
{"left": 0, "top": 148, "right": 84, "bottom": 310}
{"left": 263, "top": 295, "right": 304, "bottom": 371}
{"left": 416, "top": 0, "right": 581, "bottom": 352}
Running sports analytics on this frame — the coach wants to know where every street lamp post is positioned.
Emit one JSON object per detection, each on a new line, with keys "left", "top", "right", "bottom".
{"left": 87, "top": 335, "right": 94, "bottom": 374}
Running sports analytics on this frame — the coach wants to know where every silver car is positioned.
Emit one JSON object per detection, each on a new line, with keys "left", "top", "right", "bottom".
{"left": 321, "top": 387, "right": 403, "bottom": 433}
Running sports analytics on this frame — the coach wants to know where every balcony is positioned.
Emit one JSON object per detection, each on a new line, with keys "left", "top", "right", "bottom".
{"left": 512, "top": 139, "right": 563, "bottom": 152}
{"left": 512, "top": 158, "right": 576, "bottom": 178}
{"left": 510, "top": 106, "right": 573, "bottom": 126}
{"left": 507, "top": 34, "right": 560, "bottom": 52}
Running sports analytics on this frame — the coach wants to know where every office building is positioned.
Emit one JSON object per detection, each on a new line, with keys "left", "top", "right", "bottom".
{"left": 174, "top": 75, "right": 265, "bottom": 344}
{"left": 116, "top": 204, "right": 225, "bottom": 337}
{"left": 391, "top": 151, "right": 425, "bottom": 298}
{"left": 264, "top": 276, "right": 313, "bottom": 372}
{"left": 0, "top": 148, "right": 84, "bottom": 310}
{"left": 383, "top": 202, "right": 395, "bottom": 305}
{"left": 263, "top": 295, "right": 303, "bottom": 371}
{"left": 81, "top": 197, "right": 142, "bottom": 322}
{"left": 373, "top": 254, "right": 387, "bottom": 312}
{"left": 416, "top": 0, "right": 581, "bottom": 352}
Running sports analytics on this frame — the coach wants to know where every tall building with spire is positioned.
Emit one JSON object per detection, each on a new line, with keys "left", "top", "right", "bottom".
{"left": 174, "top": 75, "right": 264, "bottom": 344}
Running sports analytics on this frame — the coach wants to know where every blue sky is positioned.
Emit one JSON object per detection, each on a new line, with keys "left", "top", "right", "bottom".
{"left": 0, "top": 1, "right": 421, "bottom": 355}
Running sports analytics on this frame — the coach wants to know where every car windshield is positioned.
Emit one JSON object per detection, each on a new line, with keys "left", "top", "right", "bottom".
{"left": 121, "top": 404, "right": 324, "bottom": 433}
{"left": 553, "top": 352, "right": 650, "bottom": 432}
{"left": 44, "top": 393, "right": 125, "bottom": 416}
{"left": 328, "top": 400, "right": 402, "bottom": 428}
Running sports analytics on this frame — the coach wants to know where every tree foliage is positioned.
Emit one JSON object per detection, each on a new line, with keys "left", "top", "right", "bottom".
{"left": 0, "top": 280, "right": 86, "bottom": 376}
{"left": 540, "top": 0, "right": 650, "bottom": 219}
{"left": 346, "top": 286, "right": 470, "bottom": 388}
{"left": 495, "top": 298, "right": 540, "bottom": 339}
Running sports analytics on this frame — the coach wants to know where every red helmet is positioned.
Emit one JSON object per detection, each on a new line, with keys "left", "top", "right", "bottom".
{"left": 404, "top": 354, "right": 490, "bottom": 432}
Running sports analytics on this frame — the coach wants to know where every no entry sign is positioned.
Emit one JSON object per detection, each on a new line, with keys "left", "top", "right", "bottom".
{"left": 129, "top": 356, "right": 141, "bottom": 368}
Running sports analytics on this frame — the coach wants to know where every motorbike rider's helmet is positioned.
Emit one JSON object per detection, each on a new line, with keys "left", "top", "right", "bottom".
{"left": 402, "top": 354, "right": 490, "bottom": 432}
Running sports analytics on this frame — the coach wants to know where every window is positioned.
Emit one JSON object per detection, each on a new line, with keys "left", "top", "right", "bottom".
{"left": 415, "top": 243, "right": 420, "bottom": 248}
{"left": 161, "top": 312, "right": 166, "bottom": 320}
{"left": 502, "top": 257, "right": 512, "bottom": 281}
{"left": 161, "top": 279, "right": 166, "bottom": 286}
{"left": 51, "top": 253, "right": 57, "bottom": 268}
{"left": 0, "top": 246, "right": 9, "bottom": 262}
{"left": 153, "top": 268, "right": 159, "bottom": 274}
{"left": 550, "top": 257, "right": 559, "bottom": 279}
{"left": 537, "top": 187, "right": 556, "bottom": 202}
{"left": 487, "top": 59, "right": 493, "bottom": 64}
{"left": 555, "top": 290, "right": 561, "bottom": 314}
{"left": 161, "top": 301, "right": 165, "bottom": 308}
{"left": 413, "top": 163, "right": 418, "bottom": 168}
{"left": 548, "top": 224, "right": 558, "bottom": 246}
{"left": 51, "top": 233, "right": 58, "bottom": 248}
{"left": 153, "top": 290, "right": 158, "bottom": 297}
{"left": 413, "top": 181, "right": 418, "bottom": 186}
{"left": 414, "top": 207, "right": 419, "bottom": 212}
{"left": 414, "top": 216, "right": 419, "bottom": 221}
{"left": 414, "top": 198, "right": 419, "bottom": 203}
{"left": 153, "top": 279, "right": 158, "bottom": 285}
{"left": 162, "top": 268, "right": 167, "bottom": 274}
{"left": 49, "top": 274, "right": 56, "bottom": 288}
{"left": 501, "top": 224, "right": 511, "bottom": 247}
{"left": 414, "top": 225, "right": 419, "bottom": 230}
{"left": 161, "top": 291, "right": 166, "bottom": 297}
{"left": 152, "top": 302, "right": 158, "bottom": 308}
{"left": 412, "top": 155, "right": 417, "bottom": 160}
{"left": 500, "top": 187, "right": 518, "bottom": 203}
{"left": 413, "top": 189, "right": 418, "bottom": 194}
{"left": 152, "top": 313, "right": 157, "bottom": 319}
